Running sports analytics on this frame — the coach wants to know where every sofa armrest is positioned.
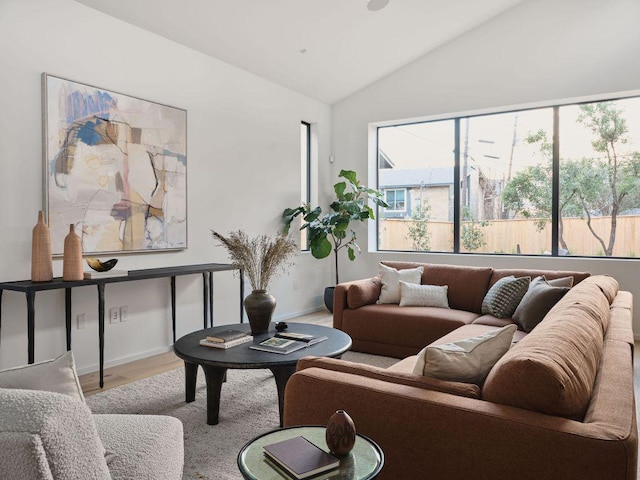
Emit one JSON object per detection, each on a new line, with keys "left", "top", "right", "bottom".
{"left": 297, "top": 356, "right": 479, "bottom": 398}
{"left": 0, "top": 388, "right": 110, "bottom": 480}
{"left": 284, "top": 368, "right": 637, "bottom": 480}
{"left": 333, "top": 277, "right": 381, "bottom": 330}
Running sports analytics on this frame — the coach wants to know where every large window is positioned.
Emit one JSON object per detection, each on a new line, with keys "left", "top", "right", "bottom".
{"left": 377, "top": 96, "right": 640, "bottom": 258}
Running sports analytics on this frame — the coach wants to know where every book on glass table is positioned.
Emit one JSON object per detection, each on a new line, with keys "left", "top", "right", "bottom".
{"left": 263, "top": 436, "right": 339, "bottom": 479}
{"left": 199, "top": 335, "right": 253, "bottom": 349}
{"left": 275, "top": 331, "right": 328, "bottom": 345}
{"left": 249, "top": 337, "right": 309, "bottom": 355}
{"left": 205, "top": 329, "right": 248, "bottom": 343}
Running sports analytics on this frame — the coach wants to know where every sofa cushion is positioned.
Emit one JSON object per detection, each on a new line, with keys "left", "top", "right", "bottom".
{"left": 399, "top": 282, "right": 449, "bottom": 308}
{"left": 377, "top": 263, "right": 423, "bottom": 304}
{"left": 347, "top": 277, "right": 382, "bottom": 309}
{"left": 512, "top": 276, "right": 570, "bottom": 332}
{"left": 413, "top": 325, "right": 516, "bottom": 384}
{"left": 381, "top": 262, "right": 493, "bottom": 313}
{"left": 481, "top": 276, "right": 530, "bottom": 318}
{"left": 0, "top": 351, "right": 85, "bottom": 402}
{"left": 297, "top": 356, "right": 480, "bottom": 399}
{"left": 94, "top": 414, "right": 184, "bottom": 480}
{"left": 342, "top": 304, "right": 480, "bottom": 356}
{"left": 482, "top": 277, "right": 612, "bottom": 419}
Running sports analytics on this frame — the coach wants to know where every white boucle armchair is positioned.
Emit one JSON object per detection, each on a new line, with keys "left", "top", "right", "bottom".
{"left": 0, "top": 384, "right": 184, "bottom": 479}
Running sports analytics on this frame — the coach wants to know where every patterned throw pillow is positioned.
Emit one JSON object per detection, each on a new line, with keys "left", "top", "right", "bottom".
{"left": 481, "top": 276, "right": 531, "bottom": 318}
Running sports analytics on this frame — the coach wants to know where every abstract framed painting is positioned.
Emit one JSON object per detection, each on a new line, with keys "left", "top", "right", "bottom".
{"left": 42, "top": 73, "right": 187, "bottom": 256}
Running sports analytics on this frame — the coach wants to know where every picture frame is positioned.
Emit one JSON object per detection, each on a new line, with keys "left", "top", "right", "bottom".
{"left": 42, "top": 73, "right": 187, "bottom": 256}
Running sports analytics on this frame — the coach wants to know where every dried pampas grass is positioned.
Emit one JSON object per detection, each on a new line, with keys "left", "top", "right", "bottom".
{"left": 212, "top": 230, "right": 297, "bottom": 291}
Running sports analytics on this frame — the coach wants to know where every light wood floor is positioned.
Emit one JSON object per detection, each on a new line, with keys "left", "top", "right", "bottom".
{"left": 79, "top": 310, "right": 333, "bottom": 396}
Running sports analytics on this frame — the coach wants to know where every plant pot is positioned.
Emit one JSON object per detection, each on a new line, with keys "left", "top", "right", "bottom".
{"left": 244, "top": 289, "right": 276, "bottom": 334}
{"left": 324, "top": 286, "right": 335, "bottom": 313}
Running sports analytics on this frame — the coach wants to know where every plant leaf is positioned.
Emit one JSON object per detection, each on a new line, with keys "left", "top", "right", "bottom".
{"left": 311, "top": 237, "right": 332, "bottom": 259}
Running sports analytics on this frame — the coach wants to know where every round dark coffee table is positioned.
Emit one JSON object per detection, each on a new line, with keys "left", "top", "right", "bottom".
{"left": 173, "top": 322, "right": 352, "bottom": 426}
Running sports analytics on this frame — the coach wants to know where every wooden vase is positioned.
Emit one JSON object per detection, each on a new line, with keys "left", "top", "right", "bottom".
{"left": 31, "top": 211, "right": 53, "bottom": 282}
{"left": 62, "top": 224, "right": 83, "bottom": 281}
{"left": 326, "top": 409, "right": 356, "bottom": 457}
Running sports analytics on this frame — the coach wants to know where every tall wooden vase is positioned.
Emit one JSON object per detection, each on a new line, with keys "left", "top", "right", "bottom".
{"left": 62, "top": 224, "right": 83, "bottom": 281}
{"left": 31, "top": 211, "right": 53, "bottom": 282}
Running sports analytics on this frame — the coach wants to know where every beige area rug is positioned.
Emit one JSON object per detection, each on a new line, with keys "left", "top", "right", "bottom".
{"left": 86, "top": 351, "right": 398, "bottom": 480}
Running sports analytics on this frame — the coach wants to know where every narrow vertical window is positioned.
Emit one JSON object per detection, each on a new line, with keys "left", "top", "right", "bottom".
{"left": 300, "top": 122, "right": 311, "bottom": 250}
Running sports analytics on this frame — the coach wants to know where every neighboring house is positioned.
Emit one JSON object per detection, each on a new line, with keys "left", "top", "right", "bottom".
{"left": 378, "top": 163, "right": 482, "bottom": 222}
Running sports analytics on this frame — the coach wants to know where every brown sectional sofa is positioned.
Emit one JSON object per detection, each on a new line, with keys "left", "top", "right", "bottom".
{"left": 333, "top": 261, "right": 591, "bottom": 357}
{"left": 283, "top": 262, "right": 637, "bottom": 480}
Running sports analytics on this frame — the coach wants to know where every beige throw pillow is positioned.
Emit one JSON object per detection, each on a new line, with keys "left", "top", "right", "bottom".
{"left": 0, "top": 350, "right": 85, "bottom": 402}
{"left": 413, "top": 324, "right": 517, "bottom": 384}
{"left": 377, "top": 263, "right": 423, "bottom": 304}
{"left": 399, "top": 282, "right": 449, "bottom": 308}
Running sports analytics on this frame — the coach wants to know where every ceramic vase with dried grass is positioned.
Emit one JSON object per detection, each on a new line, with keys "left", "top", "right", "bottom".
{"left": 31, "top": 211, "right": 53, "bottom": 282}
{"left": 62, "top": 224, "right": 83, "bottom": 281}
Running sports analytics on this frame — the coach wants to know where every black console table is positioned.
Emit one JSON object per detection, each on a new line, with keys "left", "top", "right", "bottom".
{"left": 0, "top": 263, "right": 244, "bottom": 387}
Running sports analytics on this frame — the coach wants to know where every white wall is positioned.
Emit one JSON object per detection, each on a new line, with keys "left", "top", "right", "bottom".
{"left": 0, "top": 0, "right": 332, "bottom": 373}
{"left": 331, "top": 0, "right": 640, "bottom": 334}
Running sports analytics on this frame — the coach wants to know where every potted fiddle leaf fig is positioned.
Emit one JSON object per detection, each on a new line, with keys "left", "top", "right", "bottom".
{"left": 283, "top": 169, "right": 388, "bottom": 312}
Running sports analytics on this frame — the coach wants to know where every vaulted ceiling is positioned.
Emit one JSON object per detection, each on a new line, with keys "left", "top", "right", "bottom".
{"left": 74, "top": 0, "right": 525, "bottom": 105}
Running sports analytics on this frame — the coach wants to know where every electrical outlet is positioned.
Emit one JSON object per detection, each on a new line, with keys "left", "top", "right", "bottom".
{"left": 120, "top": 305, "right": 128, "bottom": 322}
{"left": 76, "top": 313, "right": 86, "bottom": 329}
{"left": 109, "top": 307, "right": 120, "bottom": 324}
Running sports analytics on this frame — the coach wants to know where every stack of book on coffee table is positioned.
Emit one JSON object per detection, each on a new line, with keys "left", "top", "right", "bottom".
{"left": 199, "top": 329, "right": 253, "bottom": 349}
{"left": 263, "top": 436, "right": 339, "bottom": 479}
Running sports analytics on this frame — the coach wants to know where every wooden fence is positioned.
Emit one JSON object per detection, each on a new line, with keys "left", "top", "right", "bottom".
{"left": 380, "top": 215, "right": 640, "bottom": 257}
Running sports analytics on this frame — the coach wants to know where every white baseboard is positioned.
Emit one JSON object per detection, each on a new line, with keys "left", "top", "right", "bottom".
{"left": 75, "top": 345, "right": 174, "bottom": 376}
{"left": 274, "top": 305, "right": 327, "bottom": 322}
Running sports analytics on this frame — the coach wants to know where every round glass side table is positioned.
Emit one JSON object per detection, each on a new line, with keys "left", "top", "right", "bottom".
{"left": 238, "top": 426, "right": 384, "bottom": 480}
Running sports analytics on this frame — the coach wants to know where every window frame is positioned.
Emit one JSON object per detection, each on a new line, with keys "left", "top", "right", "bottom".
{"left": 383, "top": 188, "right": 407, "bottom": 213}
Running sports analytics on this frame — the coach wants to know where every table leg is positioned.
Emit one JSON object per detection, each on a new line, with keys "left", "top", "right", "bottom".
{"left": 184, "top": 361, "right": 198, "bottom": 403}
{"left": 171, "top": 276, "right": 176, "bottom": 343}
{"left": 269, "top": 365, "right": 298, "bottom": 427}
{"left": 201, "top": 364, "right": 228, "bottom": 425}
{"left": 26, "top": 291, "right": 36, "bottom": 364}
{"left": 202, "top": 273, "right": 208, "bottom": 329}
{"left": 65, "top": 288, "right": 72, "bottom": 351}
{"left": 209, "top": 271, "right": 213, "bottom": 327}
{"left": 239, "top": 269, "right": 245, "bottom": 323}
{"left": 97, "top": 283, "right": 105, "bottom": 388}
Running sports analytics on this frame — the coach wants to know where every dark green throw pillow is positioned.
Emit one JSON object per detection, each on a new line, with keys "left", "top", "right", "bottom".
{"left": 512, "top": 276, "right": 570, "bottom": 332}
{"left": 481, "top": 276, "right": 531, "bottom": 319}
